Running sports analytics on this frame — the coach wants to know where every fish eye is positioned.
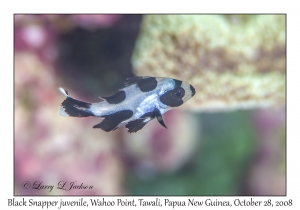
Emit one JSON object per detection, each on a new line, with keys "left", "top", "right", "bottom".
{"left": 171, "top": 87, "right": 185, "bottom": 100}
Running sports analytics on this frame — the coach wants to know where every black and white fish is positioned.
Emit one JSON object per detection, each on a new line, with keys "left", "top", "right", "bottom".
{"left": 58, "top": 76, "right": 195, "bottom": 133}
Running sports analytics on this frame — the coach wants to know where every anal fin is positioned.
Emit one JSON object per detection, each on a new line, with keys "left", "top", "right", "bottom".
{"left": 93, "top": 110, "right": 133, "bottom": 132}
{"left": 125, "top": 119, "right": 148, "bottom": 133}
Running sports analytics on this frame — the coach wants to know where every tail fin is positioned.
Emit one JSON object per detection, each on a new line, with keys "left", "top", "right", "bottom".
{"left": 58, "top": 87, "right": 94, "bottom": 117}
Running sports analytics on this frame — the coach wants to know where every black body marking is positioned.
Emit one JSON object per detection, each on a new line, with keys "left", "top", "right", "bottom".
{"left": 173, "top": 79, "right": 182, "bottom": 88}
{"left": 102, "top": 90, "right": 126, "bottom": 104}
{"left": 61, "top": 97, "right": 93, "bottom": 117}
{"left": 190, "top": 85, "right": 196, "bottom": 97}
{"left": 93, "top": 110, "right": 133, "bottom": 132}
{"left": 67, "top": 97, "right": 91, "bottom": 108}
{"left": 124, "top": 76, "right": 157, "bottom": 92}
{"left": 160, "top": 87, "right": 184, "bottom": 107}
{"left": 137, "top": 77, "right": 157, "bottom": 92}
{"left": 154, "top": 108, "right": 167, "bottom": 129}
{"left": 126, "top": 119, "right": 148, "bottom": 133}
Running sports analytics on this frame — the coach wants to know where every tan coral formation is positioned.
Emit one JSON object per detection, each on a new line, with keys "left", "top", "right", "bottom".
{"left": 132, "top": 15, "right": 286, "bottom": 111}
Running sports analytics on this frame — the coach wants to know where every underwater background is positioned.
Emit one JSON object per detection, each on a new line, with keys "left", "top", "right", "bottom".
{"left": 14, "top": 14, "right": 285, "bottom": 195}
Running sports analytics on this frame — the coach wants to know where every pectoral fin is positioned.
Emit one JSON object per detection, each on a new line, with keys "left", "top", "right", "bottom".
{"left": 154, "top": 108, "right": 167, "bottom": 129}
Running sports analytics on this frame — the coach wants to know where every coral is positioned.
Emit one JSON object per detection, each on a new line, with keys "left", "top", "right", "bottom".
{"left": 132, "top": 15, "right": 286, "bottom": 111}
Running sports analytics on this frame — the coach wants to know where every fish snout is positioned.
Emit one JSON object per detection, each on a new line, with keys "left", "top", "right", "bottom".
{"left": 190, "top": 85, "right": 196, "bottom": 97}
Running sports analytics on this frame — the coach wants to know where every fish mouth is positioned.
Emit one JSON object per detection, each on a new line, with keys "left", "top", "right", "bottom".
{"left": 190, "top": 85, "right": 196, "bottom": 97}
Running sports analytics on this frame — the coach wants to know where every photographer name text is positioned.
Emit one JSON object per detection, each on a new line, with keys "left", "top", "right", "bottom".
{"left": 22, "top": 181, "right": 93, "bottom": 192}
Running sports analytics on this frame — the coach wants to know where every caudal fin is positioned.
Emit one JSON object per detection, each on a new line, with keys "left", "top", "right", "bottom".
{"left": 58, "top": 87, "right": 94, "bottom": 117}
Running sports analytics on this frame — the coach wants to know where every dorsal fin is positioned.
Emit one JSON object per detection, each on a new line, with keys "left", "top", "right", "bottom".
{"left": 99, "top": 90, "right": 126, "bottom": 104}
{"left": 124, "top": 76, "right": 150, "bottom": 86}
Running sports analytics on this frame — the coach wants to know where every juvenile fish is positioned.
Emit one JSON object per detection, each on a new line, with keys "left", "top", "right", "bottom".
{"left": 58, "top": 76, "right": 195, "bottom": 133}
